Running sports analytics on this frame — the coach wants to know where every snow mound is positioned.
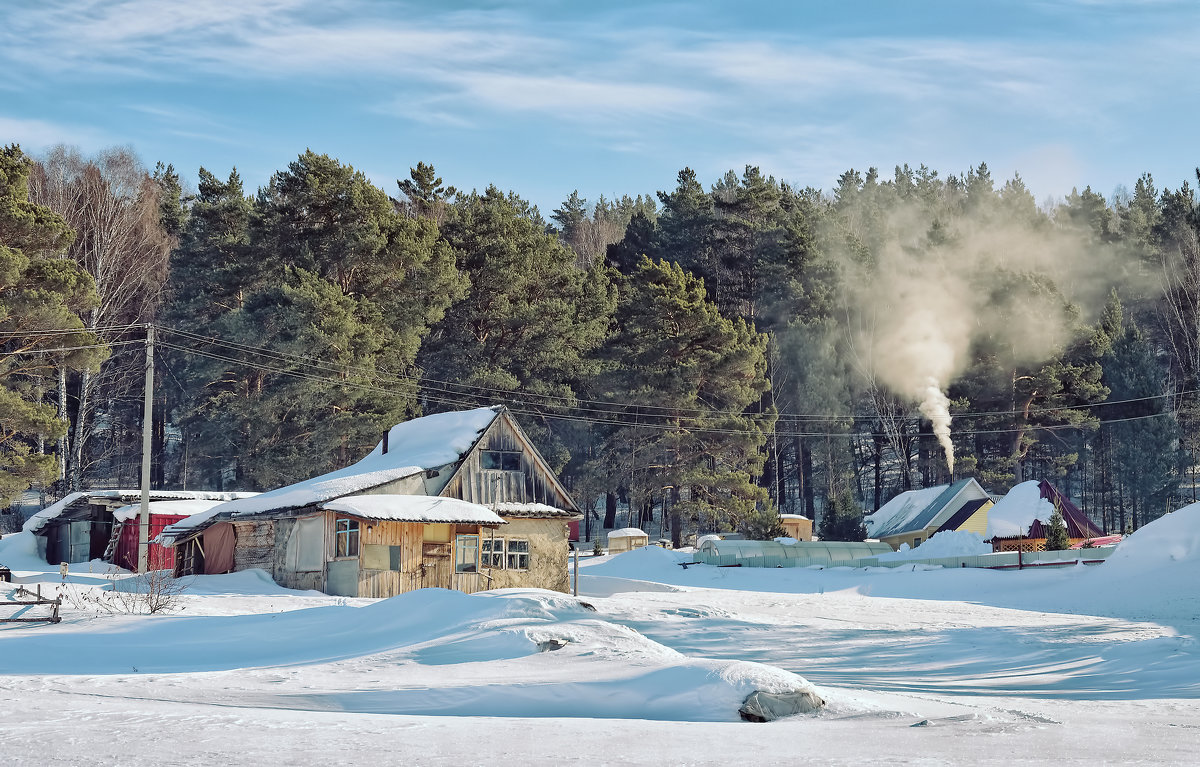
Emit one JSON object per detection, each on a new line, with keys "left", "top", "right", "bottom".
{"left": 876, "top": 530, "right": 992, "bottom": 561}
{"left": 0, "top": 585, "right": 822, "bottom": 722}
{"left": 986, "top": 480, "right": 1054, "bottom": 539}
{"left": 1104, "top": 503, "right": 1200, "bottom": 575}
{"left": 181, "top": 568, "right": 326, "bottom": 596}
{"left": 584, "top": 544, "right": 691, "bottom": 579}
{"left": 0, "top": 531, "right": 53, "bottom": 572}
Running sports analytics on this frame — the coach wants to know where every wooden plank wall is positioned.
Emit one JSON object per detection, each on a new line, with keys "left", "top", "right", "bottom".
{"left": 357, "top": 520, "right": 424, "bottom": 598}
{"left": 442, "top": 418, "right": 572, "bottom": 510}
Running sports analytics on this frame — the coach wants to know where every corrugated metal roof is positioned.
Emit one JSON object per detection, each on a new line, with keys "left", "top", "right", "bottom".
{"left": 492, "top": 502, "right": 580, "bottom": 519}
{"left": 322, "top": 495, "right": 506, "bottom": 525}
{"left": 868, "top": 479, "right": 988, "bottom": 539}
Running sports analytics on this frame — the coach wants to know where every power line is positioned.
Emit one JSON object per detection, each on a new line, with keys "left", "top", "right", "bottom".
{"left": 12, "top": 323, "right": 1194, "bottom": 434}
{"left": 156, "top": 323, "right": 1194, "bottom": 423}
{"left": 156, "top": 339, "right": 1181, "bottom": 439}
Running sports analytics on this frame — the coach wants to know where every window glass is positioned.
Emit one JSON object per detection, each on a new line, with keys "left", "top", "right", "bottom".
{"left": 455, "top": 534, "right": 479, "bottom": 573}
{"left": 335, "top": 518, "right": 360, "bottom": 558}
{"left": 482, "top": 450, "right": 522, "bottom": 471}
{"left": 481, "top": 537, "right": 505, "bottom": 568}
{"left": 506, "top": 538, "right": 530, "bottom": 570}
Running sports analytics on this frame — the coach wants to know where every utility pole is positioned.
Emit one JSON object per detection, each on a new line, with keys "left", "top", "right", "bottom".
{"left": 137, "top": 324, "right": 155, "bottom": 574}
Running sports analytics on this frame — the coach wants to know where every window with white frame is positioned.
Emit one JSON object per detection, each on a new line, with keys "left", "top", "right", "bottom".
{"left": 505, "top": 538, "right": 530, "bottom": 571}
{"left": 481, "top": 536, "right": 504, "bottom": 569}
{"left": 335, "top": 518, "right": 360, "bottom": 558}
{"left": 478, "top": 537, "right": 531, "bottom": 571}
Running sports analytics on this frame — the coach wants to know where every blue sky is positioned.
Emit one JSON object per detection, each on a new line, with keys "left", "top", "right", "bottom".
{"left": 2, "top": 0, "right": 1197, "bottom": 214}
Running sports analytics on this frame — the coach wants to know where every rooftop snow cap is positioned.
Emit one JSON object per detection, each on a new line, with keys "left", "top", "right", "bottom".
{"left": 160, "top": 406, "right": 503, "bottom": 542}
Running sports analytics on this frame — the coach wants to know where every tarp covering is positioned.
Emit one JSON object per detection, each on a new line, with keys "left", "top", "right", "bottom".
{"left": 203, "top": 522, "right": 236, "bottom": 575}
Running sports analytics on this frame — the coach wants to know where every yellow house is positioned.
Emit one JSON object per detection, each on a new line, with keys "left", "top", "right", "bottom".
{"left": 865, "top": 478, "right": 993, "bottom": 551}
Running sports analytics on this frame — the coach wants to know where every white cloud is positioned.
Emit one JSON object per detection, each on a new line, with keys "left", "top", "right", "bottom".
{"left": 0, "top": 114, "right": 109, "bottom": 152}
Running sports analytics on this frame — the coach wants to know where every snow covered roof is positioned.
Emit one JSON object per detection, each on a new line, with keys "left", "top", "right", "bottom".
{"left": 779, "top": 514, "right": 810, "bottom": 521}
{"left": 986, "top": 480, "right": 1103, "bottom": 540}
{"left": 22, "top": 492, "right": 88, "bottom": 533}
{"left": 866, "top": 479, "right": 988, "bottom": 539}
{"left": 491, "top": 501, "right": 580, "bottom": 519}
{"left": 23, "top": 490, "right": 260, "bottom": 533}
{"left": 111, "top": 499, "right": 228, "bottom": 523}
{"left": 161, "top": 407, "right": 503, "bottom": 542}
{"left": 609, "top": 528, "right": 648, "bottom": 539}
{"left": 322, "top": 496, "right": 506, "bottom": 525}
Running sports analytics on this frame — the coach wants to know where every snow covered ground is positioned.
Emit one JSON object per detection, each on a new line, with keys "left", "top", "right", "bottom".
{"left": 2, "top": 505, "right": 1199, "bottom": 765}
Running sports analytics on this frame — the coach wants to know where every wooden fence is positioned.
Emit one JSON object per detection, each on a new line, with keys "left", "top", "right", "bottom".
{"left": 1, "top": 584, "right": 62, "bottom": 624}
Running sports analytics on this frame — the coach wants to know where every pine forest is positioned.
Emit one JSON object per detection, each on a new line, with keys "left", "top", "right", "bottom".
{"left": 4, "top": 144, "right": 1199, "bottom": 544}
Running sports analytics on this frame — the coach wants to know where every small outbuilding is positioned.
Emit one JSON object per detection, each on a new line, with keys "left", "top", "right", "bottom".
{"left": 607, "top": 528, "right": 649, "bottom": 554}
{"left": 23, "top": 490, "right": 256, "bottom": 567}
{"left": 778, "top": 514, "right": 813, "bottom": 541}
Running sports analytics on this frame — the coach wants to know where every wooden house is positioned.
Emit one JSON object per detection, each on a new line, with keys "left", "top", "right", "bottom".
{"left": 163, "top": 406, "right": 582, "bottom": 596}
{"left": 865, "top": 478, "right": 993, "bottom": 552}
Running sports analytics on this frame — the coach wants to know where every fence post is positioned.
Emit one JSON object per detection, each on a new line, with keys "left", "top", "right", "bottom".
{"left": 1018, "top": 549, "right": 1023, "bottom": 570}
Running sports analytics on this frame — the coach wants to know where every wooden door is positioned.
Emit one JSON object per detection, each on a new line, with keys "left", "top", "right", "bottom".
{"left": 422, "top": 542, "right": 452, "bottom": 589}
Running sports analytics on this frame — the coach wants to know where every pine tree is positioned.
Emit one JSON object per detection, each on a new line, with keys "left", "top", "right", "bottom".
{"left": 590, "top": 256, "right": 773, "bottom": 545}
{"left": 819, "top": 487, "right": 867, "bottom": 542}
{"left": 0, "top": 145, "right": 102, "bottom": 503}
{"left": 1100, "top": 296, "right": 1181, "bottom": 529}
{"left": 171, "top": 151, "right": 464, "bottom": 488}
{"left": 397, "top": 161, "right": 456, "bottom": 223}
{"left": 1044, "top": 504, "right": 1070, "bottom": 551}
{"left": 421, "top": 186, "right": 615, "bottom": 472}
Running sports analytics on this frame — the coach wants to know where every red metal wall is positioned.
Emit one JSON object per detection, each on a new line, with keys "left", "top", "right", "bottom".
{"left": 115, "top": 514, "right": 190, "bottom": 572}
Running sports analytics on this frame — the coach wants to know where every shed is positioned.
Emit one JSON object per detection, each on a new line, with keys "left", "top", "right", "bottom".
{"left": 164, "top": 406, "right": 581, "bottom": 596}
{"left": 23, "top": 490, "right": 257, "bottom": 566}
{"left": 112, "top": 499, "right": 226, "bottom": 571}
{"left": 607, "top": 528, "right": 649, "bottom": 554}
{"left": 778, "top": 514, "right": 813, "bottom": 541}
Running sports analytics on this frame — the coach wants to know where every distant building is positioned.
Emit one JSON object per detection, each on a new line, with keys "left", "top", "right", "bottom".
{"left": 987, "top": 479, "right": 1104, "bottom": 552}
{"left": 607, "top": 527, "right": 649, "bottom": 554}
{"left": 163, "top": 406, "right": 581, "bottom": 596}
{"left": 865, "top": 478, "right": 993, "bottom": 552}
{"left": 778, "top": 514, "right": 813, "bottom": 541}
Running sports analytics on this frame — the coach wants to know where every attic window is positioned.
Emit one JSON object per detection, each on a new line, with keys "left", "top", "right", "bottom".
{"left": 481, "top": 450, "right": 521, "bottom": 471}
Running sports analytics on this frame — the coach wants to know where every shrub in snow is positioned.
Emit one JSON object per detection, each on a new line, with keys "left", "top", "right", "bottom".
{"left": 61, "top": 568, "right": 188, "bottom": 615}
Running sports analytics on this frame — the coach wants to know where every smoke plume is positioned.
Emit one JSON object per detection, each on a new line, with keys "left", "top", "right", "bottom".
{"left": 829, "top": 175, "right": 1151, "bottom": 476}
